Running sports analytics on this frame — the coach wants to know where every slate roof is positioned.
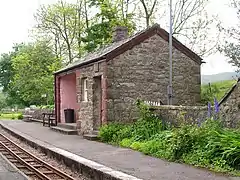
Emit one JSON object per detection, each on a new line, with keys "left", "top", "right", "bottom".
{"left": 55, "top": 23, "right": 203, "bottom": 75}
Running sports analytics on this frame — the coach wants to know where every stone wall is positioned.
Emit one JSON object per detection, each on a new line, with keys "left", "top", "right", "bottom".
{"left": 106, "top": 34, "right": 201, "bottom": 123}
{"left": 219, "top": 80, "right": 240, "bottom": 128}
{"left": 151, "top": 105, "right": 209, "bottom": 126}
{"left": 24, "top": 109, "right": 53, "bottom": 120}
{"left": 76, "top": 61, "right": 107, "bottom": 134}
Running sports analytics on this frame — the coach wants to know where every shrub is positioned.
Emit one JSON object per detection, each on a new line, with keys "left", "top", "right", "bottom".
{"left": 99, "top": 123, "right": 125, "bottom": 142}
{"left": 98, "top": 100, "right": 240, "bottom": 175}
{"left": 132, "top": 100, "right": 165, "bottom": 141}
{"left": 119, "top": 138, "right": 134, "bottom": 147}
{"left": 130, "top": 141, "right": 144, "bottom": 151}
{"left": 112, "top": 125, "right": 133, "bottom": 143}
{"left": 167, "top": 125, "right": 198, "bottom": 160}
{"left": 201, "top": 83, "right": 220, "bottom": 104}
{"left": 139, "top": 139, "right": 165, "bottom": 156}
{"left": 17, "top": 113, "right": 23, "bottom": 120}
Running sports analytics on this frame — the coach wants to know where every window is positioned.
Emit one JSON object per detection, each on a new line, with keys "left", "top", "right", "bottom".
{"left": 81, "top": 78, "right": 88, "bottom": 102}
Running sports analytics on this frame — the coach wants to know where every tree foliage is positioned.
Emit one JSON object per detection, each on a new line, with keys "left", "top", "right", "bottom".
{"left": 11, "top": 41, "right": 61, "bottom": 105}
{"left": 34, "top": 0, "right": 81, "bottom": 64}
{"left": 219, "top": 0, "right": 240, "bottom": 70}
{"left": 0, "top": 44, "right": 28, "bottom": 107}
{"left": 84, "top": 0, "right": 136, "bottom": 52}
{"left": 0, "top": 0, "right": 223, "bottom": 107}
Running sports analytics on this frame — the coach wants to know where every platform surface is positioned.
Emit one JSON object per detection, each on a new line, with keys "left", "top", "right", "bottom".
{"left": 0, "top": 120, "right": 239, "bottom": 180}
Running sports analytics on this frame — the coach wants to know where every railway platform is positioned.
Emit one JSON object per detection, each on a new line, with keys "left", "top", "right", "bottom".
{"left": 0, "top": 120, "right": 239, "bottom": 180}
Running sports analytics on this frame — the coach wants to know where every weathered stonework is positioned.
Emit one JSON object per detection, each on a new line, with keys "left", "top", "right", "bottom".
{"left": 151, "top": 105, "right": 209, "bottom": 127}
{"left": 55, "top": 24, "right": 202, "bottom": 134}
{"left": 106, "top": 34, "right": 201, "bottom": 123}
{"left": 24, "top": 109, "right": 53, "bottom": 120}
{"left": 76, "top": 61, "right": 106, "bottom": 134}
{"left": 219, "top": 80, "right": 240, "bottom": 128}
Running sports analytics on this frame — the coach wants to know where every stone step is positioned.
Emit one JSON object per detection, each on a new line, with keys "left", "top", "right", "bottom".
{"left": 92, "top": 130, "right": 99, "bottom": 136}
{"left": 57, "top": 123, "right": 77, "bottom": 130}
{"left": 83, "top": 134, "right": 99, "bottom": 141}
{"left": 50, "top": 126, "right": 78, "bottom": 135}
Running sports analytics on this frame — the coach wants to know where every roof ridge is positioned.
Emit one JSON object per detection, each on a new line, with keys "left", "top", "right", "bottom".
{"left": 55, "top": 23, "right": 202, "bottom": 75}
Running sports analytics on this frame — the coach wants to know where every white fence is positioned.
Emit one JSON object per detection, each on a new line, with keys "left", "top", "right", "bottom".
{"left": 144, "top": 101, "right": 163, "bottom": 106}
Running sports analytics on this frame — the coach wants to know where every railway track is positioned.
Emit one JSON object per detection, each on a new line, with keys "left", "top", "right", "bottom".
{"left": 0, "top": 133, "right": 75, "bottom": 180}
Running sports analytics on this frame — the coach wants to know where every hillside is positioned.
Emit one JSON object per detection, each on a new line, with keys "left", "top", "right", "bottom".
{"left": 201, "top": 80, "right": 236, "bottom": 104}
{"left": 201, "top": 72, "right": 239, "bottom": 84}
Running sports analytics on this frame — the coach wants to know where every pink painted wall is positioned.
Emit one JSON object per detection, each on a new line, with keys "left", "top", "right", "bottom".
{"left": 60, "top": 73, "right": 78, "bottom": 123}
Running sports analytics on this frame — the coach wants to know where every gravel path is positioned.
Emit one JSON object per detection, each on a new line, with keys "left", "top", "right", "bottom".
{"left": 0, "top": 129, "right": 89, "bottom": 180}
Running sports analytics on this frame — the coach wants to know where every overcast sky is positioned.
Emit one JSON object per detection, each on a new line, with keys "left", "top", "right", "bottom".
{"left": 0, "top": 0, "right": 238, "bottom": 75}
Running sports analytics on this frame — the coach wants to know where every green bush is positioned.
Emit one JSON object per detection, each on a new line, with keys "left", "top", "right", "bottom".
{"left": 98, "top": 100, "right": 240, "bottom": 175}
{"left": 131, "top": 100, "right": 166, "bottom": 141}
{"left": 17, "top": 113, "right": 23, "bottom": 120}
{"left": 201, "top": 84, "right": 220, "bottom": 104}
{"left": 167, "top": 125, "right": 199, "bottom": 160}
{"left": 112, "top": 125, "right": 133, "bottom": 143}
{"left": 99, "top": 123, "right": 125, "bottom": 142}
{"left": 119, "top": 138, "right": 134, "bottom": 147}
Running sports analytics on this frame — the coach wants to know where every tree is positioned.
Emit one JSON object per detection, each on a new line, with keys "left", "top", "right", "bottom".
{"left": 137, "top": 0, "right": 219, "bottom": 56}
{"left": 83, "top": 0, "right": 136, "bottom": 52}
{"left": 0, "top": 53, "right": 13, "bottom": 93}
{"left": 171, "top": 0, "right": 220, "bottom": 56}
{"left": 34, "top": 0, "right": 81, "bottom": 64}
{"left": 11, "top": 41, "right": 61, "bottom": 105}
{"left": 0, "top": 92, "right": 7, "bottom": 110}
{"left": 0, "top": 44, "right": 27, "bottom": 107}
{"left": 139, "top": 0, "right": 158, "bottom": 28}
{"left": 219, "top": 0, "right": 240, "bottom": 69}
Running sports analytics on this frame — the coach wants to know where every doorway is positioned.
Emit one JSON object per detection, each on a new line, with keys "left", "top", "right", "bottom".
{"left": 93, "top": 76, "right": 102, "bottom": 130}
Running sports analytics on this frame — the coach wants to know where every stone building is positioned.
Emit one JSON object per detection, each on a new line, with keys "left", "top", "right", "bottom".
{"left": 219, "top": 78, "right": 240, "bottom": 128}
{"left": 54, "top": 24, "right": 203, "bottom": 134}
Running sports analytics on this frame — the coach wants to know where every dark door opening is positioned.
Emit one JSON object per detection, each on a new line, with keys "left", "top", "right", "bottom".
{"left": 93, "top": 76, "right": 102, "bottom": 130}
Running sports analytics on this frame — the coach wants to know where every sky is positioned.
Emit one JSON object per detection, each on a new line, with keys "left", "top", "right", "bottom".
{"left": 0, "top": 0, "right": 238, "bottom": 75}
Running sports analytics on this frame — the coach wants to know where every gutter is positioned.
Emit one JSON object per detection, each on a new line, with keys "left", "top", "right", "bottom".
{"left": 54, "top": 56, "right": 107, "bottom": 75}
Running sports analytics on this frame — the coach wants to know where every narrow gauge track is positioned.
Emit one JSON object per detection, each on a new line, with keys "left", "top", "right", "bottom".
{"left": 0, "top": 133, "right": 75, "bottom": 180}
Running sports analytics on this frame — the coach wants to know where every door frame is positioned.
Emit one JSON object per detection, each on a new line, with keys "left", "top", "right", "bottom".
{"left": 93, "top": 75, "right": 102, "bottom": 130}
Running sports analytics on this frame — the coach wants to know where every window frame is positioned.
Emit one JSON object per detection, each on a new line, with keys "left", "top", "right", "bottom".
{"left": 81, "top": 78, "right": 88, "bottom": 102}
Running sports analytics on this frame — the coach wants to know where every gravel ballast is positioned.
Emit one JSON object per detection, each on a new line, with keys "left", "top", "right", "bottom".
{"left": 0, "top": 129, "right": 89, "bottom": 180}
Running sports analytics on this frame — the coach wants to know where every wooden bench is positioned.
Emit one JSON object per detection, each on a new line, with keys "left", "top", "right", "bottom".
{"left": 23, "top": 115, "right": 33, "bottom": 122}
{"left": 42, "top": 112, "right": 57, "bottom": 127}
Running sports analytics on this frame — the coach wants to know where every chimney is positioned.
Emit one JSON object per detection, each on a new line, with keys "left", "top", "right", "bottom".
{"left": 112, "top": 26, "right": 128, "bottom": 42}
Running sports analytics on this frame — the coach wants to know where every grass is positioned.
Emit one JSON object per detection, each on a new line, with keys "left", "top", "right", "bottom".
{"left": 201, "top": 80, "right": 236, "bottom": 104}
{"left": 213, "top": 80, "right": 236, "bottom": 100}
{"left": 0, "top": 113, "right": 22, "bottom": 120}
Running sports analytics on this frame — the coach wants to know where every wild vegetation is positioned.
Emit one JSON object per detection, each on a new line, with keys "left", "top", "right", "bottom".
{"left": 99, "top": 100, "right": 240, "bottom": 176}
{"left": 201, "top": 80, "right": 236, "bottom": 105}
{"left": 0, "top": 112, "right": 23, "bottom": 120}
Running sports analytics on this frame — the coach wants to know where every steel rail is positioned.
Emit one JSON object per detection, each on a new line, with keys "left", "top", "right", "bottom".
{"left": 0, "top": 133, "right": 75, "bottom": 180}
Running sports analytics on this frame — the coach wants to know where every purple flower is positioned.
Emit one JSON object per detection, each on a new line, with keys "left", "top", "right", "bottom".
{"left": 214, "top": 97, "right": 220, "bottom": 113}
{"left": 207, "top": 102, "right": 211, "bottom": 118}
